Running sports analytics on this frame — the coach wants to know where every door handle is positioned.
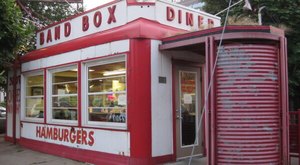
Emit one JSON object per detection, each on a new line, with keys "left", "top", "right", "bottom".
{"left": 176, "top": 116, "right": 183, "bottom": 119}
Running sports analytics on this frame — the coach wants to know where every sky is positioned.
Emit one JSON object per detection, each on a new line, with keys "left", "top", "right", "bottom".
{"left": 83, "top": 0, "right": 114, "bottom": 10}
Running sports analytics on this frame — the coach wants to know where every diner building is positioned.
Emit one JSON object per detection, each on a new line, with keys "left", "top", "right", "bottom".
{"left": 5, "top": 0, "right": 289, "bottom": 164}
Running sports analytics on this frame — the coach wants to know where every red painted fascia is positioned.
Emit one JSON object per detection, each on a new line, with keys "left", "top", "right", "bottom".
{"left": 162, "top": 26, "right": 278, "bottom": 43}
{"left": 126, "top": 1, "right": 155, "bottom": 6}
{"left": 21, "top": 18, "right": 185, "bottom": 63}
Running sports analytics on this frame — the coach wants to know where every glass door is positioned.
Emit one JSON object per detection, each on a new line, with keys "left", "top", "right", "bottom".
{"left": 175, "top": 67, "right": 202, "bottom": 159}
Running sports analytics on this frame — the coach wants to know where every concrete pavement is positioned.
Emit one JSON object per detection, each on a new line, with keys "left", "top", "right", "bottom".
{"left": 0, "top": 134, "right": 88, "bottom": 165}
{"left": 0, "top": 134, "right": 298, "bottom": 165}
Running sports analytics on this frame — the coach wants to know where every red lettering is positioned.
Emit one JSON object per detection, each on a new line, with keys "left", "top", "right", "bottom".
{"left": 166, "top": 6, "right": 175, "bottom": 21}
{"left": 76, "top": 130, "right": 82, "bottom": 144}
{"left": 41, "top": 127, "right": 46, "bottom": 138}
{"left": 53, "top": 128, "right": 58, "bottom": 140}
{"left": 88, "top": 131, "right": 94, "bottom": 146}
{"left": 46, "top": 29, "right": 52, "bottom": 43}
{"left": 178, "top": 10, "right": 182, "bottom": 24}
{"left": 63, "top": 129, "right": 69, "bottom": 142}
{"left": 54, "top": 26, "right": 60, "bottom": 40}
{"left": 36, "top": 126, "right": 41, "bottom": 138}
{"left": 82, "top": 130, "right": 87, "bottom": 145}
{"left": 39, "top": 32, "right": 44, "bottom": 45}
{"left": 208, "top": 19, "right": 214, "bottom": 28}
{"left": 107, "top": 5, "right": 116, "bottom": 24}
{"left": 70, "top": 130, "right": 76, "bottom": 143}
{"left": 82, "top": 15, "right": 89, "bottom": 31}
{"left": 186, "top": 12, "right": 193, "bottom": 26}
{"left": 64, "top": 22, "right": 71, "bottom": 37}
{"left": 198, "top": 16, "right": 204, "bottom": 29}
{"left": 46, "top": 127, "right": 53, "bottom": 139}
{"left": 58, "top": 129, "right": 64, "bottom": 141}
{"left": 93, "top": 11, "right": 102, "bottom": 27}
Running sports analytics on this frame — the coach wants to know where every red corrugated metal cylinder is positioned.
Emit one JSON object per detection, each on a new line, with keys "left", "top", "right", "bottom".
{"left": 215, "top": 44, "right": 281, "bottom": 164}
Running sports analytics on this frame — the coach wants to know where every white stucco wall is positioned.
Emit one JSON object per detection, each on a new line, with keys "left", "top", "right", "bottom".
{"left": 151, "top": 40, "right": 174, "bottom": 157}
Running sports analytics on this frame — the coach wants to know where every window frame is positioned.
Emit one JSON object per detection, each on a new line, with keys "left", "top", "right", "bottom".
{"left": 21, "top": 70, "right": 45, "bottom": 122}
{"left": 47, "top": 64, "right": 79, "bottom": 125}
{"left": 82, "top": 55, "right": 127, "bottom": 129}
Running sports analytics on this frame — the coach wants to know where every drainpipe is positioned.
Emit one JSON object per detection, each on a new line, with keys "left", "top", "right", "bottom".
{"left": 258, "top": 6, "right": 266, "bottom": 25}
{"left": 12, "top": 59, "right": 20, "bottom": 144}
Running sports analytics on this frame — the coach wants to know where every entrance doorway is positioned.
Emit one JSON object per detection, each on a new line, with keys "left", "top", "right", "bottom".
{"left": 175, "top": 66, "right": 203, "bottom": 159}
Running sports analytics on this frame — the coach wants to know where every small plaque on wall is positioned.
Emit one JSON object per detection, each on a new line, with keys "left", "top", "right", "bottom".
{"left": 159, "top": 76, "right": 167, "bottom": 84}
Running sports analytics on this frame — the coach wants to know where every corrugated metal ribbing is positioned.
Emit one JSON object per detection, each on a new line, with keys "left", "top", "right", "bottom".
{"left": 216, "top": 44, "right": 280, "bottom": 164}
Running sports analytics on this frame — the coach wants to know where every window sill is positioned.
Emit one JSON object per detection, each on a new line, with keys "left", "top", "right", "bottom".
{"left": 83, "top": 121, "right": 127, "bottom": 130}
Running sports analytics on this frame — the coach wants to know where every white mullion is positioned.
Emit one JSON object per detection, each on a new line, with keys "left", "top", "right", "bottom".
{"left": 87, "top": 91, "right": 126, "bottom": 96}
{"left": 25, "top": 96, "right": 44, "bottom": 99}
{"left": 52, "top": 80, "right": 78, "bottom": 85}
{"left": 52, "top": 94, "right": 78, "bottom": 97}
{"left": 88, "top": 75, "right": 125, "bottom": 81}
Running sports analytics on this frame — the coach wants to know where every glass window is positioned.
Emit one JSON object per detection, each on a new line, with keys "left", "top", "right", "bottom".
{"left": 25, "top": 73, "right": 44, "bottom": 118}
{"left": 51, "top": 66, "right": 78, "bottom": 121}
{"left": 87, "top": 61, "right": 126, "bottom": 124}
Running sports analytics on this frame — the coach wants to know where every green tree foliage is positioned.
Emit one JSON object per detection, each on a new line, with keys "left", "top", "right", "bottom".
{"left": 20, "top": 0, "right": 83, "bottom": 25}
{"left": 0, "top": 0, "right": 83, "bottom": 93}
{"left": 203, "top": 0, "right": 300, "bottom": 110}
{"left": 0, "top": 0, "right": 34, "bottom": 90}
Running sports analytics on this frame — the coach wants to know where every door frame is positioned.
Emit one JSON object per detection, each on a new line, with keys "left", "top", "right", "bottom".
{"left": 172, "top": 60, "right": 204, "bottom": 160}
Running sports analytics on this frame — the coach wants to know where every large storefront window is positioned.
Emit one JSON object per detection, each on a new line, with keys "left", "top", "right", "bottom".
{"left": 50, "top": 66, "right": 78, "bottom": 121}
{"left": 86, "top": 57, "right": 126, "bottom": 126}
{"left": 24, "top": 73, "right": 44, "bottom": 119}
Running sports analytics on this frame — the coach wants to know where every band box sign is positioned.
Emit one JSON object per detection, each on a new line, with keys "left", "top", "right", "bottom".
{"left": 35, "top": 0, "right": 220, "bottom": 49}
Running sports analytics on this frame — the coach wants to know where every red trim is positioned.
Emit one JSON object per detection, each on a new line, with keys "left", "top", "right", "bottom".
{"left": 162, "top": 26, "right": 273, "bottom": 42}
{"left": 43, "top": 69, "right": 47, "bottom": 124}
{"left": 5, "top": 136, "right": 20, "bottom": 143}
{"left": 37, "top": 0, "right": 122, "bottom": 33}
{"left": 152, "top": 154, "right": 173, "bottom": 164}
{"left": 209, "top": 36, "right": 216, "bottom": 165}
{"left": 160, "top": 32, "right": 280, "bottom": 51}
{"left": 201, "top": 64, "right": 206, "bottom": 157}
{"left": 127, "top": 39, "right": 152, "bottom": 164}
{"left": 205, "top": 36, "right": 211, "bottom": 165}
{"left": 19, "top": 137, "right": 129, "bottom": 165}
{"left": 77, "top": 62, "right": 82, "bottom": 127}
{"left": 172, "top": 63, "right": 177, "bottom": 160}
{"left": 279, "top": 36, "right": 289, "bottom": 164}
{"left": 17, "top": 137, "right": 173, "bottom": 164}
{"left": 126, "top": 0, "right": 155, "bottom": 5}
{"left": 21, "top": 19, "right": 184, "bottom": 63}
{"left": 12, "top": 65, "right": 17, "bottom": 144}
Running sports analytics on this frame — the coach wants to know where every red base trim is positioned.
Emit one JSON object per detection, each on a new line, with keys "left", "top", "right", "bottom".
{"left": 4, "top": 136, "right": 20, "bottom": 143}
{"left": 5, "top": 136, "right": 14, "bottom": 143}
{"left": 18, "top": 138, "right": 173, "bottom": 165}
{"left": 153, "top": 154, "right": 174, "bottom": 164}
{"left": 19, "top": 138, "right": 129, "bottom": 165}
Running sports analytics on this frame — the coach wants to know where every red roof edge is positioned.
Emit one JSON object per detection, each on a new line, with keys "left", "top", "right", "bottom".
{"left": 21, "top": 18, "right": 185, "bottom": 63}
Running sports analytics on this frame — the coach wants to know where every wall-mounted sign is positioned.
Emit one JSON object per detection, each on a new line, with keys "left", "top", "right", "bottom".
{"left": 36, "top": 0, "right": 220, "bottom": 49}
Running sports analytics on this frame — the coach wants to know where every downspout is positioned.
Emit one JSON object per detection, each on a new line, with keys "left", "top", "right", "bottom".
{"left": 12, "top": 59, "right": 20, "bottom": 144}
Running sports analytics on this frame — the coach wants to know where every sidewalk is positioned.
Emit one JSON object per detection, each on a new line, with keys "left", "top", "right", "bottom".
{"left": 0, "top": 134, "right": 298, "bottom": 165}
{"left": 0, "top": 134, "right": 88, "bottom": 165}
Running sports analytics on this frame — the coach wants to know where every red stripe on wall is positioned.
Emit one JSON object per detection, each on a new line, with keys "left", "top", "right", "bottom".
{"left": 127, "top": 39, "right": 152, "bottom": 164}
{"left": 43, "top": 69, "right": 47, "bottom": 124}
{"left": 77, "top": 62, "right": 82, "bottom": 127}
